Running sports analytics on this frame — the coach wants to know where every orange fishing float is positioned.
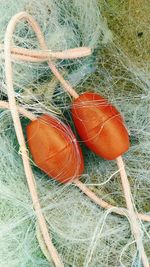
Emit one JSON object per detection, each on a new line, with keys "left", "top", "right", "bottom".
{"left": 26, "top": 114, "right": 84, "bottom": 183}
{"left": 71, "top": 92, "right": 130, "bottom": 160}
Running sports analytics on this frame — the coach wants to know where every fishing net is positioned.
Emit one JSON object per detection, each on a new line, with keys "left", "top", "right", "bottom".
{"left": 0, "top": 0, "right": 150, "bottom": 266}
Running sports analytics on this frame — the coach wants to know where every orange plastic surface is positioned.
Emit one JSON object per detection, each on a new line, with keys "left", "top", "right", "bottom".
{"left": 71, "top": 92, "right": 130, "bottom": 160}
{"left": 26, "top": 114, "right": 84, "bottom": 183}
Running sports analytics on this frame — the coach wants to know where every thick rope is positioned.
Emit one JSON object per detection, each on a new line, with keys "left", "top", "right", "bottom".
{"left": 4, "top": 12, "right": 64, "bottom": 267}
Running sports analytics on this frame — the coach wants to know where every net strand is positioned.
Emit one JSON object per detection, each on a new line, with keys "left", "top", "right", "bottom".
{"left": 116, "top": 157, "right": 149, "bottom": 267}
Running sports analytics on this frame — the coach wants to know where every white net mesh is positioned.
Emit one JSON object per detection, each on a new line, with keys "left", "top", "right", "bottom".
{"left": 0, "top": 0, "right": 150, "bottom": 266}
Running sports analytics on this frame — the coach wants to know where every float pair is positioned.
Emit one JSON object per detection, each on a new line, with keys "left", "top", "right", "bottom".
{"left": 26, "top": 92, "right": 129, "bottom": 183}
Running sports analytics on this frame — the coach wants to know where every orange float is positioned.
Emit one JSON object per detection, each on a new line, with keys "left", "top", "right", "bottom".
{"left": 26, "top": 114, "right": 84, "bottom": 183}
{"left": 71, "top": 92, "right": 130, "bottom": 160}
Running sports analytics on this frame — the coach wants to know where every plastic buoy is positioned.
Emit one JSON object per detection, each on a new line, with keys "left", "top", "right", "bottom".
{"left": 26, "top": 114, "right": 84, "bottom": 183}
{"left": 71, "top": 92, "right": 130, "bottom": 160}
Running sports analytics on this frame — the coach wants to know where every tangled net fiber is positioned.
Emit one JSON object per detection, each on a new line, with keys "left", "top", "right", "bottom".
{"left": 0, "top": 0, "right": 150, "bottom": 267}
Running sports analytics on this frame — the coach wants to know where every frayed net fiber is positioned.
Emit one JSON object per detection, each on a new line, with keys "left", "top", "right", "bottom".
{"left": 0, "top": 1, "right": 150, "bottom": 267}
{"left": 0, "top": 0, "right": 111, "bottom": 110}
